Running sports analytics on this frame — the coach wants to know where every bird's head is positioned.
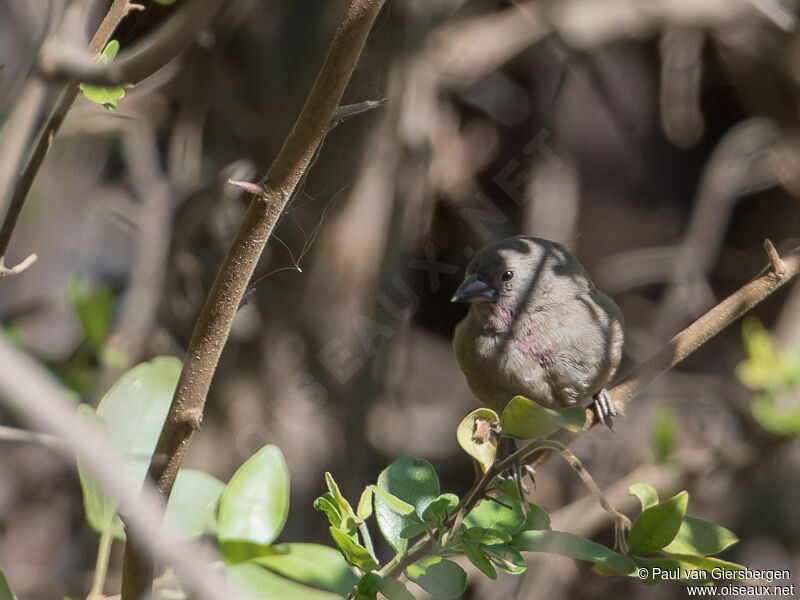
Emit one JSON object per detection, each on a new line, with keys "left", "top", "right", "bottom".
{"left": 451, "top": 236, "right": 590, "bottom": 310}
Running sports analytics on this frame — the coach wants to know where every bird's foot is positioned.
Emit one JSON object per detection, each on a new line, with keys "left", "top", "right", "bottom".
{"left": 591, "top": 388, "right": 617, "bottom": 430}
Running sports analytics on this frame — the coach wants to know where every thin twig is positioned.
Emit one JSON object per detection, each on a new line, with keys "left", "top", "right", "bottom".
{"left": 0, "top": 0, "right": 143, "bottom": 273}
{"left": 39, "top": 0, "right": 226, "bottom": 86}
{"left": 330, "top": 98, "right": 387, "bottom": 128}
{"left": 120, "top": 1, "right": 386, "bottom": 597}
{"left": 0, "top": 253, "right": 38, "bottom": 278}
{"left": 0, "top": 424, "right": 67, "bottom": 450}
{"left": 764, "top": 239, "right": 786, "bottom": 278}
{"left": 526, "top": 439, "right": 631, "bottom": 553}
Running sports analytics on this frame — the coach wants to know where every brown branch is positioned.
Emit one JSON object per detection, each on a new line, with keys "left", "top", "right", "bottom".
{"left": 120, "top": 1, "right": 386, "bottom": 597}
{"left": 0, "top": 78, "right": 50, "bottom": 260}
{"left": 0, "top": 424, "right": 68, "bottom": 450}
{"left": 514, "top": 241, "right": 800, "bottom": 471}
{"left": 38, "top": 0, "right": 226, "bottom": 86}
{"left": 330, "top": 98, "right": 388, "bottom": 127}
{"left": 0, "top": 0, "right": 143, "bottom": 273}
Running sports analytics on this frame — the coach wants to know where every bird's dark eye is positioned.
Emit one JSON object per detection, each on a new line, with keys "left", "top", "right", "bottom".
{"left": 501, "top": 270, "right": 514, "bottom": 281}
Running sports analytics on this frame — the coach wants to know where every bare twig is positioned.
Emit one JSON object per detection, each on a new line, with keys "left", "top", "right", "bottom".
{"left": 0, "top": 253, "right": 39, "bottom": 278}
{"left": 0, "top": 0, "right": 143, "bottom": 274}
{"left": 0, "top": 78, "right": 50, "bottom": 246}
{"left": 764, "top": 239, "right": 786, "bottom": 278}
{"left": 0, "top": 337, "right": 229, "bottom": 600}
{"left": 0, "top": 424, "right": 67, "bottom": 450}
{"left": 227, "top": 179, "right": 265, "bottom": 196}
{"left": 330, "top": 98, "right": 388, "bottom": 127}
{"left": 120, "top": 1, "right": 386, "bottom": 597}
{"left": 39, "top": 0, "right": 226, "bottom": 86}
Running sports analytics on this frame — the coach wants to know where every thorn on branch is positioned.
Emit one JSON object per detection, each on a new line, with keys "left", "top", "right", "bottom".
{"left": 0, "top": 253, "right": 38, "bottom": 278}
{"left": 227, "top": 179, "right": 266, "bottom": 198}
{"left": 329, "top": 98, "right": 388, "bottom": 129}
{"left": 764, "top": 239, "right": 786, "bottom": 278}
{"left": 185, "top": 409, "right": 203, "bottom": 432}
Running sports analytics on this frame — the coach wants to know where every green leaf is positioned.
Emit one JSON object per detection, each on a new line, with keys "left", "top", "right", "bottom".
{"left": 422, "top": 493, "right": 459, "bottom": 526}
{"left": 462, "top": 539, "right": 497, "bottom": 579}
{"left": 220, "top": 542, "right": 283, "bottom": 565}
{"left": 329, "top": 527, "right": 378, "bottom": 572}
{"left": 512, "top": 530, "right": 636, "bottom": 576}
{"left": 628, "top": 491, "right": 688, "bottom": 555}
{"left": 78, "top": 41, "right": 128, "bottom": 111}
{"left": 662, "top": 553, "right": 747, "bottom": 575}
{"left": 374, "top": 456, "right": 439, "bottom": 552}
{"left": 226, "top": 563, "right": 345, "bottom": 599}
{"left": 736, "top": 318, "right": 800, "bottom": 393}
{"left": 217, "top": 445, "right": 290, "bottom": 560}
{"left": 519, "top": 503, "right": 551, "bottom": 531}
{"left": 100, "top": 40, "right": 120, "bottom": 62}
{"left": 79, "top": 82, "right": 126, "bottom": 111}
{"left": 67, "top": 277, "right": 114, "bottom": 347}
{"left": 485, "top": 544, "right": 526, "bottom": 575}
{"left": 76, "top": 357, "right": 182, "bottom": 539}
{"left": 154, "top": 0, "right": 179, "bottom": 4}
{"left": 399, "top": 519, "right": 426, "bottom": 539}
{"left": 651, "top": 406, "right": 678, "bottom": 462}
{"left": 378, "top": 577, "right": 415, "bottom": 600}
{"left": 357, "top": 488, "right": 373, "bottom": 521}
{"left": 254, "top": 543, "right": 358, "bottom": 596}
{"left": 406, "top": 557, "right": 466, "bottom": 600}
{"left": 370, "top": 486, "right": 415, "bottom": 516}
{"left": 314, "top": 493, "right": 345, "bottom": 529}
{"left": 456, "top": 408, "right": 499, "bottom": 472}
{"left": 76, "top": 405, "right": 124, "bottom": 538}
{"left": 164, "top": 469, "right": 225, "bottom": 539}
{"left": 663, "top": 517, "right": 738, "bottom": 556}
{"left": 325, "top": 473, "right": 357, "bottom": 520}
{"left": 355, "top": 573, "right": 380, "bottom": 600}
{"left": 750, "top": 393, "right": 800, "bottom": 436}
{"left": 463, "top": 484, "right": 525, "bottom": 536}
{"left": 628, "top": 483, "right": 659, "bottom": 512}
{"left": 0, "top": 566, "right": 16, "bottom": 600}
{"left": 463, "top": 527, "right": 511, "bottom": 546}
{"left": 500, "top": 396, "right": 586, "bottom": 439}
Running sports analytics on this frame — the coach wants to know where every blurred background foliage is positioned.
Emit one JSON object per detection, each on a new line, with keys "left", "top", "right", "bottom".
{"left": 1, "top": 0, "right": 799, "bottom": 598}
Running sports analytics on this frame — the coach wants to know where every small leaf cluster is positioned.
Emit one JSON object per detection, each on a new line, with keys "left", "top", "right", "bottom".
{"left": 76, "top": 358, "right": 357, "bottom": 599}
{"left": 625, "top": 483, "right": 743, "bottom": 584}
{"left": 316, "top": 457, "right": 551, "bottom": 599}
{"left": 450, "top": 394, "right": 746, "bottom": 591}
{"left": 736, "top": 318, "right": 800, "bottom": 435}
{"left": 58, "top": 358, "right": 749, "bottom": 600}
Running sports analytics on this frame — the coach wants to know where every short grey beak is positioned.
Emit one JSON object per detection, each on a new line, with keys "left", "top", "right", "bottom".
{"left": 451, "top": 274, "right": 497, "bottom": 303}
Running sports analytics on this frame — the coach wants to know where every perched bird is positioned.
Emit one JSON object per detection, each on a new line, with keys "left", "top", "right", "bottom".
{"left": 451, "top": 236, "right": 624, "bottom": 425}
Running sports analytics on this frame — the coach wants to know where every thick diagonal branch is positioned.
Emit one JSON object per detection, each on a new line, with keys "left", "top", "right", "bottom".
{"left": 121, "top": 1, "right": 385, "bottom": 598}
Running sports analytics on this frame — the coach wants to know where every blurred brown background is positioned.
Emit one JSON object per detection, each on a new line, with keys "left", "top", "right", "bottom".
{"left": 1, "top": 0, "right": 799, "bottom": 598}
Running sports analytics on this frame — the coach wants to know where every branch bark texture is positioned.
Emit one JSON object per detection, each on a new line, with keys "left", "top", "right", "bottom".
{"left": 121, "top": 0, "right": 385, "bottom": 597}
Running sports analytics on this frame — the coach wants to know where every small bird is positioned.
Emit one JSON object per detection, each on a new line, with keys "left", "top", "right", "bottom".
{"left": 451, "top": 236, "right": 624, "bottom": 426}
